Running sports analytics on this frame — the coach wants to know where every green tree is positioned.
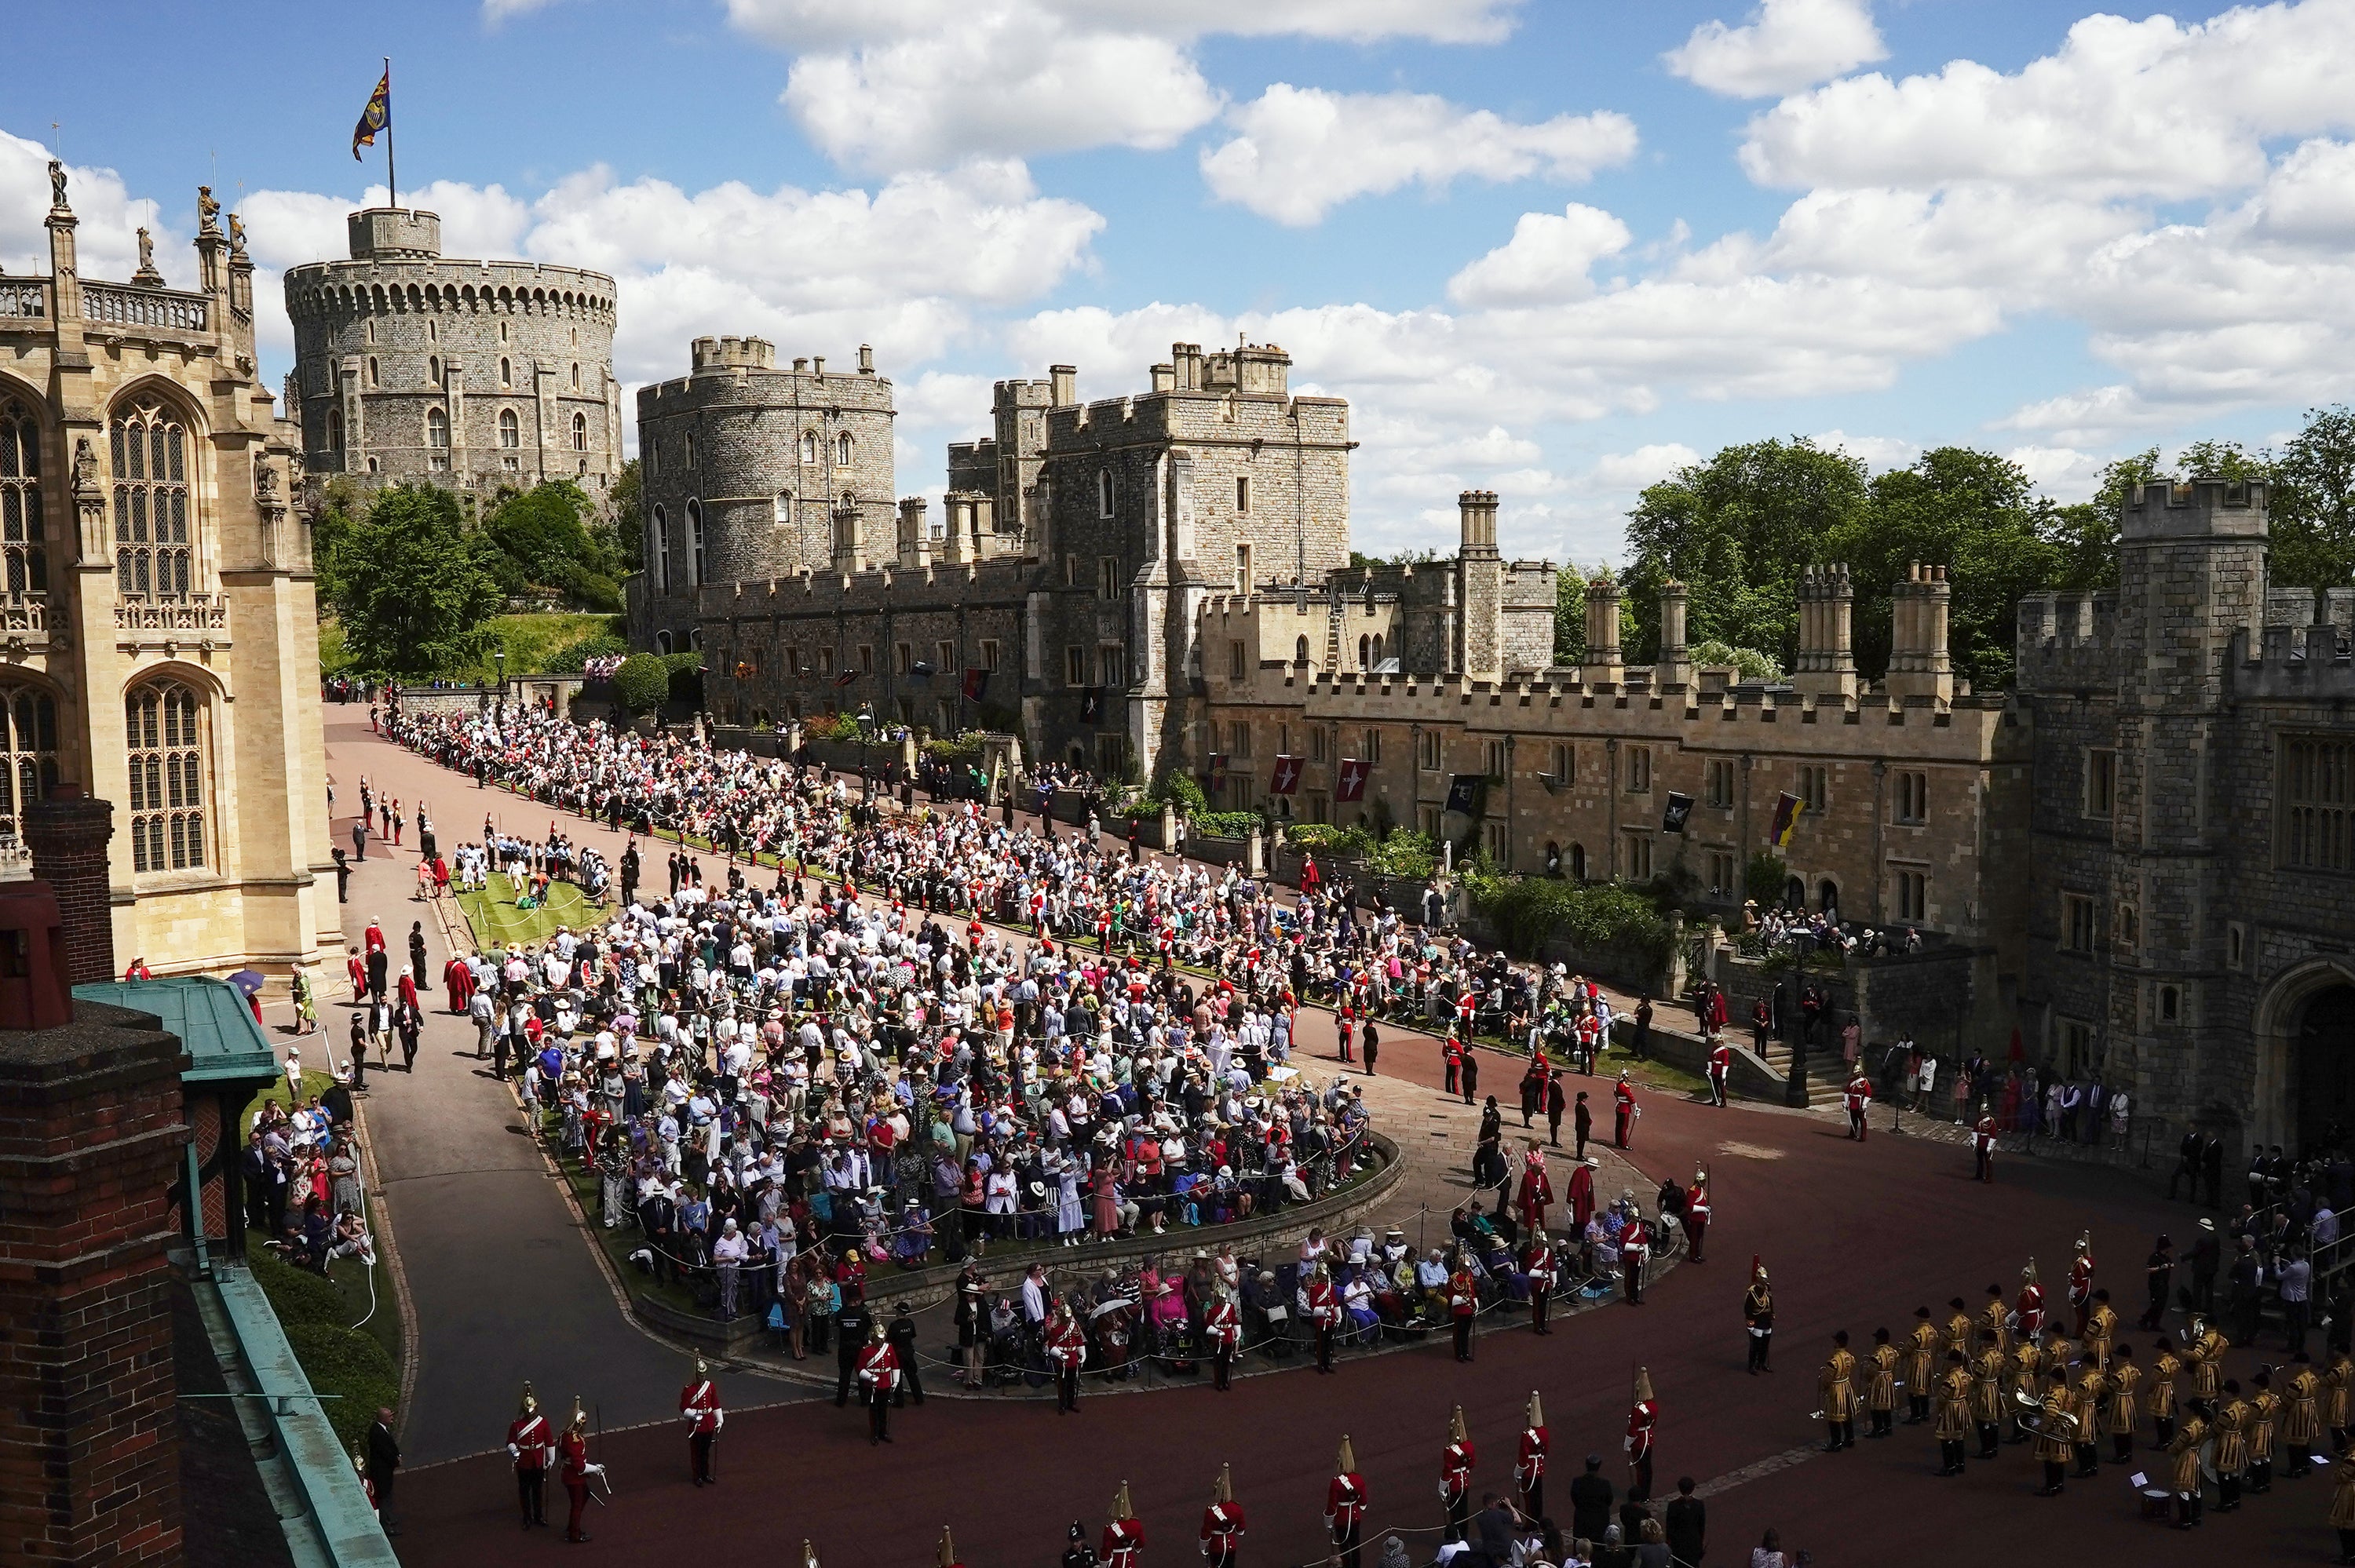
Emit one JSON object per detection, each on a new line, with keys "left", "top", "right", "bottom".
{"left": 605, "top": 457, "right": 644, "bottom": 573}
{"left": 611, "top": 653, "right": 671, "bottom": 716}
{"left": 2270, "top": 407, "right": 2355, "bottom": 589}
{"left": 318, "top": 485, "right": 504, "bottom": 678}
{"left": 1621, "top": 439, "right": 1870, "bottom": 669}
{"left": 1689, "top": 639, "right": 1782, "bottom": 682}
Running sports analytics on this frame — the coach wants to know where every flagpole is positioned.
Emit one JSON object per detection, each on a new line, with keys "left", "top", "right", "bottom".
{"left": 382, "top": 57, "right": 397, "bottom": 210}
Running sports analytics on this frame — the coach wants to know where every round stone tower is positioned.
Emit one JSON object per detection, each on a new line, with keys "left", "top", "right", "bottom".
{"left": 630, "top": 335, "right": 897, "bottom": 651}
{"left": 283, "top": 207, "right": 620, "bottom": 499}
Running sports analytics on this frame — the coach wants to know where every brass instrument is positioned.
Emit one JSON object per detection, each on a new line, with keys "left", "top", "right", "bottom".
{"left": 2013, "top": 1387, "right": 2079, "bottom": 1439}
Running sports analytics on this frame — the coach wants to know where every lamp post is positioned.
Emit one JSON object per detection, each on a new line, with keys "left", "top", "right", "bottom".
{"left": 1782, "top": 943, "right": 1809, "bottom": 1108}
{"left": 494, "top": 649, "right": 506, "bottom": 718}
{"left": 856, "top": 708, "right": 874, "bottom": 801}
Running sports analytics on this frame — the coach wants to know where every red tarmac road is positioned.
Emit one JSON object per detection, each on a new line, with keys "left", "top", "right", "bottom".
{"left": 391, "top": 1019, "right": 2317, "bottom": 1566}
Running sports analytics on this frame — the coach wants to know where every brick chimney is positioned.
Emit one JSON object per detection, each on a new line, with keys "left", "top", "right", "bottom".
{"left": 27, "top": 786, "right": 116, "bottom": 986}
{"left": 1793, "top": 563, "right": 1859, "bottom": 700}
{"left": 1887, "top": 560, "right": 1955, "bottom": 704}
{"left": 0, "top": 1001, "right": 190, "bottom": 1566}
{"left": 1656, "top": 580, "right": 1692, "bottom": 689}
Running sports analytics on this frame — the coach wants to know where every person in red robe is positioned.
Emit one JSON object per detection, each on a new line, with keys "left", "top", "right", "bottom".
{"left": 1568, "top": 1154, "right": 1598, "bottom": 1233}
{"left": 443, "top": 953, "right": 476, "bottom": 1015}
{"left": 1516, "top": 1143, "right": 1554, "bottom": 1232}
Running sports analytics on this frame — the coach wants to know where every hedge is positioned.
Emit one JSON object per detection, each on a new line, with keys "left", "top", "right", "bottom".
{"left": 610, "top": 653, "right": 670, "bottom": 715}
{"left": 1461, "top": 870, "right": 1673, "bottom": 969}
{"left": 1191, "top": 810, "right": 1264, "bottom": 838}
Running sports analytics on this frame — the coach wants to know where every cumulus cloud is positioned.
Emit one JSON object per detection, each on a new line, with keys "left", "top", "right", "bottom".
{"left": 1590, "top": 444, "right": 1701, "bottom": 490}
{"left": 1665, "top": 0, "right": 1885, "bottom": 98}
{"left": 1447, "top": 204, "right": 1633, "bottom": 306}
{"left": 1201, "top": 87, "right": 1637, "bottom": 226}
{"left": 1810, "top": 428, "right": 1921, "bottom": 471}
{"left": 724, "top": 0, "right": 1531, "bottom": 173}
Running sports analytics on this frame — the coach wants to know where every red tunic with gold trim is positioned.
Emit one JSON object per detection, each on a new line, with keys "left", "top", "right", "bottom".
{"left": 1516, "top": 1424, "right": 1549, "bottom": 1491}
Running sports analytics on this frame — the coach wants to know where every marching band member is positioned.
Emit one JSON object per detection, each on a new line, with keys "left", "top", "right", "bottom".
{"left": 1820, "top": 1330, "right": 1857, "bottom": 1453}
{"left": 1627, "top": 1369, "right": 1657, "bottom": 1498}
{"left": 1979, "top": 1282, "right": 2011, "bottom": 1357}
{"left": 2149, "top": 1337, "right": 2183, "bottom": 1449}
{"left": 2031, "top": 1366, "right": 2076, "bottom": 1496}
{"left": 2083, "top": 1288, "right": 2118, "bottom": 1373}
{"left": 2167, "top": 1400, "right": 2210, "bottom": 1529}
{"left": 1516, "top": 1391, "right": 1550, "bottom": 1519}
{"left": 1904, "top": 1307, "right": 1940, "bottom": 1425}
{"left": 2326, "top": 1347, "right": 2354, "bottom": 1453}
{"left": 1865, "top": 1328, "right": 1899, "bottom": 1439}
{"left": 2248, "top": 1369, "right": 2281, "bottom": 1495}
{"left": 1102, "top": 1482, "right": 1145, "bottom": 1568}
{"left": 2285, "top": 1352, "right": 2323, "bottom": 1479}
{"left": 1440, "top": 1405, "right": 1476, "bottom": 1541}
{"left": 1049, "top": 1300, "right": 1089, "bottom": 1413}
{"left": 1199, "top": 1464, "right": 1244, "bottom": 1568}
{"left": 506, "top": 1381, "right": 552, "bottom": 1529}
{"left": 1970, "top": 1329, "right": 2006, "bottom": 1461}
{"left": 2071, "top": 1362, "right": 2109, "bottom": 1480}
{"left": 680, "top": 1353, "right": 723, "bottom": 1486}
{"left": 855, "top": 1320, "right": 900, "bottom": 1444}
{"left": 1934, "top": 1350, "right": 1973, "bottom": 1476}
{"left": 2214, "top": 1380, "right": 2252, "bottom": 1512}
{"left": 2105, "top": 1343, "right": 2142, "bottom": 1464}
{"left": 1327, "top": 1437, "right": 1368, "bottom": 1568}
{"left": 2189, "top": 1315, "right": 2229, "bottom": 1404}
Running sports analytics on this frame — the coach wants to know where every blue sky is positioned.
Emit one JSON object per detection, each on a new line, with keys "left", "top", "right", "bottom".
{"left": 9, "top": 0, "right": 2354, "bottom": 564}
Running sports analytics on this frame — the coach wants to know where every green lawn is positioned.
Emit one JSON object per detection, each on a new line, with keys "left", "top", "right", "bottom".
{"left": 454, "top": 872, "right": 603, "bottom": 950}
{"left": 238, "top": 1072, "right": 403, "bottom": 1451}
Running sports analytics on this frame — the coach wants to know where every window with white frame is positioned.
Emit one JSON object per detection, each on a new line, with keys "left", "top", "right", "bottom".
{"left": 126, "top": 679, "right": 206, "bottom": 873}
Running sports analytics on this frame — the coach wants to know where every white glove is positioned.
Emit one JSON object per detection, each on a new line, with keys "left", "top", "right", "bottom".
{"left": 1623, "top": 1437, "right": 1633, "bottom": 1452}
{"left": 508, "top": 1443, "right": 521, "bottom": 1460}
{"left": 714, "top": 1409, "right": 725, "bottom": 1430}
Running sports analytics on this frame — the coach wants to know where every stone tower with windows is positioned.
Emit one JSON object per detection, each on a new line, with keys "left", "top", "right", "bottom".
{"left": 283, "top": 208, "right": 620, "bottom": 501}
{"left": 0, "top": 166, "right": 336, "bottom": 978}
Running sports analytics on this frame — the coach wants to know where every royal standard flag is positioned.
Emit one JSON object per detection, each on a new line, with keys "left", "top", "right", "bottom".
{"left": 352, "top": 69, "right": 391, "bottom": 160}
{"left": 1769, "top": 790, "right": 1803, "bottom": 848}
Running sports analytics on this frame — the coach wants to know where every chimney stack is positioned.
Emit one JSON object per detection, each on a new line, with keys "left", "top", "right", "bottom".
{"left": 896, "top": 496, "right": 932, "bottom": 570}
{"left": 857, "top": 343, "right": 874, "bottom": 375}
{"left": 1793, "top": 563, "right": 1859, "bottom": 700}
{"left": 26, "top": 787, "right": 113, "bottom": 986}
{"left": 1581, "top": 574, "right": 1624, "bottom": 687}
{"left": 1886, "top": 560, "right": 1954, "bottom": 703}
{"left": 1656, "top": 580, "right": 1692, "bottom": 689}
{"left": 1457, "top": 490, "right": 1499, "bottom": 557}
{"left": 1049, "top": 364, "right": 1078, "bottom": 409}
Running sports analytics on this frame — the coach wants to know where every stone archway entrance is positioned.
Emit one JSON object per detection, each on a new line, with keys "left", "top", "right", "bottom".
{"left": 2297, "top": 984, "right": 2355, "bottom": 1155}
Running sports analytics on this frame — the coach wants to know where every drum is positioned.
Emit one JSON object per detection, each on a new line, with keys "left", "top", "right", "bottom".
{"left": 2138, "top": 1487, "right": 2172, "bottom": 1519}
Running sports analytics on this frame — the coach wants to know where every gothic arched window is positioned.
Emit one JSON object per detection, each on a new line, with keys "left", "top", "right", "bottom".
{"left": 1098, "top": 469, "right": 1115, "bottom": 518}
{"left": 801, "top": 431, "right": 817, "bottom": 465}
{"left": 326, "top": 407, "right": 344, "bottom": 453}
{"left": 836, "top": 432, "right": 854, "bottom": 466}
{"left": 0, "top": 684, "right": 57, "bottom": 842}
{"left": 498, "top": 408, "right": 520, "bottom": 449}
{"left": 0, "top": 400, "right": 48, "bottom": 596}
{"left": 111, "top": 404, "right": 192, "bottom": 600}
{"left": 426, "top": 407, "right": 449, "bottom": 448}
{"left": 571, "top": 412, "right": 587, "bottom": 451}
{"left": 652, "top": 504, "right": 670, "bottom": 593}
{"left": 687, "top": 498, "right": 705, "bottom": 585}
{"left": 126, "top": 678, "right": 206, "bottom": 873}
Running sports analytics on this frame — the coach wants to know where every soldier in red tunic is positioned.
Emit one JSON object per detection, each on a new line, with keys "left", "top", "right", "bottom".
{"left": 1684, "top": 1167, "right": 1711, "bottom": 1263}
{"left": 1448, "top": 1260, "right": 1479, "bottom": 1362}
{"left": 1305, "top": 1263, "right": 1342, "bottom": 1374}
{"left": 2068, "top": 1234, "right": 2094, "bottom": 1336}
{"left": 506, "top": 1381, "right": 552, "bottom": 1529}
{"left": 1613, "top": 1072, "right": 1637, "bottom": 1148}
{"left": 1973, "top": 1114, "right": 1998, "bottom": 1182}
{"left": 1845, "top": 1072, "right": 1873, "bottom": 1140}
{"left": 1522, "top": 1231, "right": 1556, "bottom": 1336}
{"left": 1707, "top": 1039, "right": 1732, "bottom": 1107}
{"left": 1441, "top": 1405, "right": 1476, "bottom": 1541}
{"left": 1627, "top": 1366, "right": 1659, "bottom": 1500}
{"left": 1048, "top": 1300, "right": 1089, "bottom": 1413}
{"left": 1516, "top": 1143, "right": 1554, "bottom": 1233}
{"left": 1207, "top": 1285, "right": 1242, "bottom": 1391}
{"left": 1199, "top": 1463, "right": 1245, "bottom": 1568}
{"left": 558, "top": 1398, "right": 593, "bottom": 1543}
{"left": 1515, "top": 1391, "right": 1550, "bottom": 1520}
{"left": 680, "top": 1353, "right": 723, "bottom": 1485}
{"left": 1102, "top": 1482, "right": 1145, "bottom": 1568}
{"left": 1327, "top": 1436, "right": 1367, "bottom": 1568}
{"left": 2014, "top": 1260, "right": 2046, "bottom": 1340}
{"left": 855, "top": 1320, "right": 900, "bottom": 1444}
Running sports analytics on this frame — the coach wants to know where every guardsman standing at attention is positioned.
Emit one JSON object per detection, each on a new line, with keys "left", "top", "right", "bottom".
{"left": 2285, "top": 1352, "right": 2323, "bottom": 1479}
{"left": 1934, "top": 1350, "right": 1973, "bottom": 1475}
{"left": 2084, "top": 1289, "right": 2118, "bottom": 1372}
{"left": 2214, "top": 1381, "right": 2252, "bottom": 1512}
{"left": 1973, "top": 1112, "right": 1998, "bottom": 1183}
{"left": 681, "top": 1353, "right": 722, "bottom": 1486}
{"left": 2167, "top": 1399, "right": 2210, "bottom": 1530}
{"left": 2032, "top": 1366, "right": 2076, "bottom": 1496}
{"left": 2249, "top": 1369, "right": 2282, "bottom": 1495}
{"left": 1516, "top": 1391, "right": 1550, "bottom": 1520}
{"left": 1820, "top": 1331, "right": 1858, "bottom": 1452}
{"left": 1683, "top": 1167, "right": 1711, "bottom": 1263}
{"left": 1744, "top": 1259, "right": 1775, "bottom": 1373}
{"left": 1327, "top": 1437, "right": 1368, "bottom": 1568}
{"left": 1621, "top": 1209, "right": 1652, "bottom": 1307}
{"left": 1199, "top": 1464, "right": 1244, "bottom": 1568}
{"left": 1614, "top": 1070, "right": 1637, "bottom": 1148}
{"left": 2069, "top": 1233, "right": 2096, "bottom": 1336}
{"left": 1441, "top": 1406, "right": 1476, "bottom": 1541}
{"left": 1306, "top": 1263, "right": 1342, "bottom": 1374}
{"left": 1971, "top": 1330, "right": 2006, "bottom": 1461}
{"left": 2071, "top": 1362, "right": 2109, "bottom": 1479}
{"left": 558, "top": 1398, "right": 593, "bottom": 1544}
{"left": 1627, "top": 1370, "right": 1658, "bottom": 1498}
{"left": 1523, "top": 1228, "right": 1557, "bottom": 1336}
{"left": 1049, "top": 1300, "right": 1089, "bottom": 1413}
{"left": 2190, "top": 1315, "right": 2230, "bottom": 1406}
{"left": 2330, "top": 1445, "right": 2355, "bottom": 1562}
{"left": 2106, "top": 1344, "right": 2143, "bottom": 1464}
{"left": 938, "top": 1529, "right": 963, "bottom": 1568}
{"left": 855, "top": 1320, "right": 900, "bottom": 1444}
{"left": 1865, "top": 1329, "right": 1900, "bottom": 1439}
{"left": 1102, "top": 1482, "right": 1145, "bottom": 1568}
{"left": 1707, "top": 1037, "right": 1731, "bottom": 1107}
{"left": 506, "top": 1382, "right": 552, "bottom": 1529}
{"left": 1844, "top": 1070, "right": 1872, "bottom": 1140}
{"left": 1449, "top": 1256, "right": 1479, "bottom": 1362}
{"left": 1207, "top": 1286, "right": 1242, "bottom": 1391}
{"left": 2015, "top": 1259, "right": 2047, "bottom": 1340}
{"left": 1905, "top": 1308, "right": 1941, "bottom": 1424}
{"left": 2151, "top": 1337, "right": 2184, "bottom": 1449}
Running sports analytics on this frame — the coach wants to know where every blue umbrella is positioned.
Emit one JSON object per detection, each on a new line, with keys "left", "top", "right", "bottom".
{"left": 227, "top": 968, "right": 267, "bottom": 997}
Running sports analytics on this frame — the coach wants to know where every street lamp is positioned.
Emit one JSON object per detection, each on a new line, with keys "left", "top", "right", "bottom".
{"left": 1782, "top": 942, "right": 1809, "bottom": 1108}
{"left": 856, "top": 708, "right": 875, "bottom": 800}
{"left": 494, "top": 649, "right": 506, "bottom": 717}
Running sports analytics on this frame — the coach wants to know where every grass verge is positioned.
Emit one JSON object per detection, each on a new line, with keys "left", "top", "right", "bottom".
{"left": 454, "top": 872, "right": 603, "bottom": 950}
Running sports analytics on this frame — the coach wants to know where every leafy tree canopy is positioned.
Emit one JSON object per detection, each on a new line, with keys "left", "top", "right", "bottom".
{"left": 317, "top": 485, "right": 505, "bottom": 679}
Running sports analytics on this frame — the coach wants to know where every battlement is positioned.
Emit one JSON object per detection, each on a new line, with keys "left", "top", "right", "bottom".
{"left": 2014, "top": 590, "right": 2120, "bottom": 688}
{"left": 346, "top": 206, "right": 440, "bottom": 260}
{"left": 2120, "top": 476, "right": 2268, "bottom": 540}
{"left": 698, "top": 554, "right": 1042, "bottom": 620}
{"left": 2228, "top": 588, "right": 2355, "bottom": 698}
{"left": 691, "top": 335, "right": 776, "bottom": 371}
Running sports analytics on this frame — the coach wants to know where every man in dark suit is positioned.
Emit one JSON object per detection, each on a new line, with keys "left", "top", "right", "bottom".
{"left": 366, "top": 1406, "right": 403, "bottom": 1534}
{"left": 1568, "top": 1454, "right": 1614, "bottom": 1544}
{"left": 1664, "top": 1475, "right": 1707, "bottom": 1566}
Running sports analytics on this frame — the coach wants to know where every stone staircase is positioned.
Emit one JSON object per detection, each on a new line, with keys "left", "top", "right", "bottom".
{"left": 1750, "top": 1037, "right": 1849, "bottom": 1108}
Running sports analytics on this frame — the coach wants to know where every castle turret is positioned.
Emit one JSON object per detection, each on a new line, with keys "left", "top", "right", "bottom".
{"left": 1457, "top": 490, "right": 1502, "bottom": 681}
{"left": 1793, "top": 563, "right": 1858, "bottom": 700}
{"left": 1887, "top": 561, "right": 1953, "bottom": 703}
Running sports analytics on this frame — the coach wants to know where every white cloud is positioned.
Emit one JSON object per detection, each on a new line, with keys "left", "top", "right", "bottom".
{"left": 2006, "top": 444, "right": 2112, "bottom": 501}
{"left": 481, "top": 0, "right": 571, "bottom": 21}
{"left": 726, "top": 0, "right": 1530, "bottom": 173}
{"left": 1590, "top": 444, "right": 1700, "bottom": 490}
{"left": 1448, "top": 204, "right": 1632, "bottom": 306}
{"left": 1201, "top": 86, "right": 1637, "bottom": 226}
{"left": 1665, "top": 0, "right": 1885, "bottom": 98}
{"left": 1741, "top": 4, "right": 2355, "bottom": 199}
{"left": 0, "top": 131, "right": 165, "bottom": 289}
{"left": 1810, "top": 428, "right": 1919, "bottom": 471}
